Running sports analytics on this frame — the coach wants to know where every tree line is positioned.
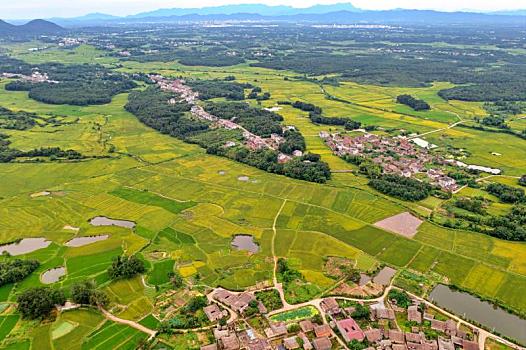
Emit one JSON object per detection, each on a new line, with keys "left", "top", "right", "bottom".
{"left": 288, "top": 100, "right": 361, "bottom": 130}
{"left": 369, "top": 174, "right": 432, "bottom": 201}
{"left": 187, "top": 78, "right": 253, "bottom": 101}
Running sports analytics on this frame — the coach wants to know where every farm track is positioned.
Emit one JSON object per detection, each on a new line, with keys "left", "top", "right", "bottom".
{"left": 99, "top": 307, "right": 156, "bottom": 340}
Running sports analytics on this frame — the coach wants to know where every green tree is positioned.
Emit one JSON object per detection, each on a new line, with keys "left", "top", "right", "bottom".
{"left": 17, "top": 287, "right": 65, "bottom": 319}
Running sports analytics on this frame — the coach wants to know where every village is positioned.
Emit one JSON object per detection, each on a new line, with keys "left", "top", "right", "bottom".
{"left": 149, "top": 75, "right": 302, "bottom": 163}
{"left": 320, "top": 132, "right": 500, "bottom": 192}
{"left": 181, "top": 283, "right": 502, "bottom": 350}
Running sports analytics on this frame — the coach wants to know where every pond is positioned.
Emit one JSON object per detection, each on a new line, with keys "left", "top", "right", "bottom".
{"left": 231, "top": 235, "right": 259, "bottom": 253}
{"left": 429, "top": 284, "right": 526, "bottom": 344}
{"left": 0, "top": 238, "right": 51, "bottom": 256}
{"left": 41, "top": 267, "right": 66, "bottom": 284}
{"left": 372, "top": 266, "right": 397, "bottom": 286}
{"left": 64, "top": 235, "right": 109, "bottom": 247}
{"left": 89, "top": 216, "right": 135, "bottom": 229}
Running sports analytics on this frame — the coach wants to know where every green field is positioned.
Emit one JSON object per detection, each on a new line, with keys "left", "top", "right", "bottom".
{"left": 0, "top": 37, "right": 525, "bottom": 349}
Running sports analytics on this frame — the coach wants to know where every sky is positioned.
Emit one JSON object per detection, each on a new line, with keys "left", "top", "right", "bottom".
{"left": 2, "top": 0, "right": 526, "bottom": 19}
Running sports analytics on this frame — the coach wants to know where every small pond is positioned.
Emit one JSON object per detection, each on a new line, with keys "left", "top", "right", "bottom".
{"left": 41, "top": 267, "right": 66, "bottom": 284}
{"left": 372, "top": 266, "right": 396, "bottom": 286}
{"left": 231, "top": 235, "right": 259, "bottom": 253}
{"left": 64, "top": 235, "right": 109, "bottom": 247}
{"left": 430, "top": 284, "right": 526, "bottom": 344}
{"left": 0, "top": 238, "right": 51, "bottom": 256}
{"left": 89, "top": 216, "right": 135, "bottom": 229}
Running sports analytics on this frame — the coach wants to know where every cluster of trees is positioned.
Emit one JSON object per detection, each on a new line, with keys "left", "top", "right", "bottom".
{"left": 369, "top": 174, "right": 432, "bottom": 201}
{"left": 17, "top": 279, "right": 109, "bottom": 320}
{"left": 209, "top": 147, "right": 331, "bottom": 183}
{"left": 204, "top": 102, "right": 283, "bottom": 137}
{"left": 488, "top": 205, "right": 526, "bottom": 241}
{"left": 187, "top": 79, "right": 252, "bottom": 100}
{"left": 279, "top": 129, "right": 306, "bottom": 155}
{"left": 396, "top": 94, "right": 430, "bottom": 111}
{"left": 484, "top": 101, "right": 524, "bottom": 116}
{"left": 0, "top": 107, "right": 37, "bottom": 130}
{"left": 247, "top": 86, "right": 271, "bottom": 101}
{"left": 160, "top": 296, "right": 209, "bottom": 331}
{"left": 486, "top": 183, "right": 525, "bottom": 204}
{"left": 4, "top": 62, "right": 136, "bottom": 105}
{"left": 453, "top": 197, "right": 486, "bottom": 215}
{"left": 255, "top": 289, "right": 283, "bottom": 311}
{"left": 17, "top": 287, "right": 65, "bottom": 319}
{"left": 125, "top": 86, "right": 203, "bottom": 140}
{"left": 342, "top": 154, "right": 383, "bottom": 179}
{"left": 107, "top": 255, "right": 146, "bottom": 280}
{"left": 290, "top": 100, "right": 361, "bottom": 130}
{"left": 70, "top": 280, "right": 109, "bottom": 307}
{"left": 387, "top": 289, "right": 411, "bottom": 308}
{"left": 0, "top": 259, "right": 39, "bottom": 286}
{"left": 480, "top": 115, "right": 509, "bottom": 129}
{"left": 520, "top": 175, "right": 526, "bottom": 187}
{"left": 277, "top": 258, "right": 303, "bottom": 283}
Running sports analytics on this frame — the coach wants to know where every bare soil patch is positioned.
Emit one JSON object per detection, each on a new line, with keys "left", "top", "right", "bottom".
{"left": 374, "top": 212, "right": 423, "bottom": 238}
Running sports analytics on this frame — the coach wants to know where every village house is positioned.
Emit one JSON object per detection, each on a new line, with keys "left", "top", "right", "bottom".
{"left": 299, "top": 320, "right": 315, "bottom": 333}
{"left": 283, "top": 336, "right": 300, "bottom": 349}
{"left": 264, "top": 322, "right": 288, "bottom": 338}
{"left": 201, "top": 344, "right": 218, "bottom": 350}
{"left": 336, "top": 318, "right": 365, "bottom": 343}
{"left": 407, "top": 305, "right": 422, "bottom": 324}
{"left": 437, "top": 337, "right": 455, "bottom": 350}
{"left": 320, "top": 298, "right": 341, "bottom": 315}
{"left": 312, "top": 337, "right": 332, "bottom": 350}
{"left": 372, "top": 307, "right": 396, "bottom": 320}
{"left": 389, "top": 330, "right": 405, "bottom": 344}
{"left": 221, "top": 333, "right": 241, "bottom": 350}
{"left": 364, "top": 328, "right": 383, "bottom": 343}
{"left": 204, "top": 303, "right": 227, "bottom": 322}
{"left": 298, "top": 332, "right": 313, "bottom": 350}
{"left": 313, "top": 324, "right": 332, "bottom": 338}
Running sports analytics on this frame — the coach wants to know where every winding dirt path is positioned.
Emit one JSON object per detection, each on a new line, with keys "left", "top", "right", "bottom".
{"left": 99, "top": 307, "right": 157, "bottom": 340}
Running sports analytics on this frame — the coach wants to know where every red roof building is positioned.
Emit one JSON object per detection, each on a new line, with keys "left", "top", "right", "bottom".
{"left": 336, "top": 318, "right": 365, "bottom": 343}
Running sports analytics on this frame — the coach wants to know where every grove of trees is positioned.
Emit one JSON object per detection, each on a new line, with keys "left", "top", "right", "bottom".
{"left": 107, "top": 255, "right": 146, "bottom": 280}
{"left": 396, "top": 94, "right": 430, "bottom": 111}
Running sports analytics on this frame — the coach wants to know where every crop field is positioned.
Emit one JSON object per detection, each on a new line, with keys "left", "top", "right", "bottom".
{"left": 81, "top": 320, "right": 147, "bottom": 350}
{"left": 269, "top": 306, "right": 319, "bottom": 323}
{"left": 0, "top": 37, "right": 525, "bottom": 349}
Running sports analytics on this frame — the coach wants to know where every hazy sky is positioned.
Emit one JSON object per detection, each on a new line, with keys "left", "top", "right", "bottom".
{"left": 3, "top": 0, "right": 526, "bottom": 19}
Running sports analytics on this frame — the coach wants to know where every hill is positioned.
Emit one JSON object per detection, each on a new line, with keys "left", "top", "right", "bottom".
{"left": 0, "top": 19, "right": 64, "bottom": 35}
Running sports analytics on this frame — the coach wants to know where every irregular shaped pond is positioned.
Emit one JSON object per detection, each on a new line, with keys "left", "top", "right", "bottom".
{"left": 231, "top": 235, "right": 259, "bottom": 253}
{"left": 64, "top": 235, "right": 109, "bottom": 247}
{"left": 0, "top": 238, "right": 51, "bottom": 256}
{"left": 89, "top": 216, "right": 135, "bottom": 229}
{"left": 41, "top": 267, "right": 66, "bottom": 284}
{"left": 430, "top": 284, "right": 526, "bottom": 344}
{"left": 372, "top": 266, "right": 396, "bottom": 286}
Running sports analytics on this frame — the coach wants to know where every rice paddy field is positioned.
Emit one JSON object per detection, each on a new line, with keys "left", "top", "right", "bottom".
{"left": 0, "top": 42, "right": 524, "bottom": 349}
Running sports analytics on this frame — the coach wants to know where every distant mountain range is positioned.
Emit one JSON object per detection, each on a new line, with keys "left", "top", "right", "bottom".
{"left": 2, "top": 3, "right": 526, "bottom": 29}
{"left": 0, "top": 19, "right": 64, "bottom": 35}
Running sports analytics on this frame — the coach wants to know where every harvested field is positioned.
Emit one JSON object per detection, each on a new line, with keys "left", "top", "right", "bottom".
{"left": 374, "top": 212, "right": 423, "bottom": 238}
